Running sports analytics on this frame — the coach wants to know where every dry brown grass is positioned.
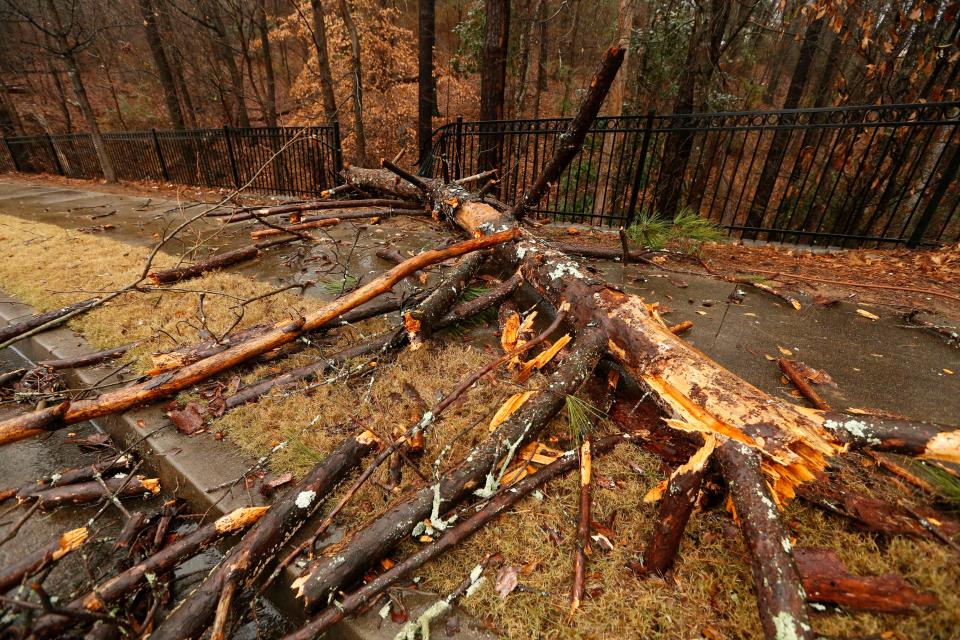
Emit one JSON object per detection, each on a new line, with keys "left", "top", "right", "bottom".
{"left": 1, "top": 214, "right": 956, "bottom": 639}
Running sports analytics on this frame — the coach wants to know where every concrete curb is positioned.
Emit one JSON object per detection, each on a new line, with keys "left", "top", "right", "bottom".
{"left": 0, "top": 289, "right": 493, "bottom": 640}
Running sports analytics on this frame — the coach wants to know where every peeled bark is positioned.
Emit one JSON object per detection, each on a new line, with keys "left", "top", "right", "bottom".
{"left": 293, "top": 328, "right": 607, "bottom": 611}
{"left": 0, "top": 526, "right": 88, "bottom": 592}
{"left": 148, "top": 432, "right": 379, "bottom": 640}
{"left": 0, "top": 232, "right": 518, "bottom": 447}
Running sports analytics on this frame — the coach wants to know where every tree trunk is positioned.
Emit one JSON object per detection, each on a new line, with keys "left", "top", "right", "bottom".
{"left": 138, "top": 0, "right": 186, "bottom": 130}
{"left": 204, "top": 0, "right": 251, "bottom": 128}
{"left": 558, "top": 0, "right": 582, "bottom": 116}
{"left": 531, "top": 0, "right": 549, "bottom": 119}
{"left": 511, "top": 0, "right": 533, "bottom": 117}
{"left": 478, "top": 0, "right": 510, "bottom": 174}
{"left": 338, "top": 0, "right": 368, "bottom": 165}
{"left": 257, "top": 0, "right": 278, "bottom": 127}
{"left": 0, "top": 74, "right": 24, "bottom": 136}
{"left": 157, "top": 5, "right": 197, "bottom": 129}
{"left": 745, "top": 14, "right": 824, "bottom": 234}
{"left": 309, "top": 0, "right": 338, "bottom": 126}
{"left": 417, "top": 0, "right": 436, "bottom": 160}
{"left": 59, "top": 48, "right": 116, "bottom": 182}
{"left": 48, "top": 60, "right": 73, "bottom": 133}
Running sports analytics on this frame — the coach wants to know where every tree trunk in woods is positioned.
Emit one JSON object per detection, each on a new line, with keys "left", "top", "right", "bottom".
{"left": 417, "top": 0, "right": 436, "bottom": 161}
{"left": 512, "top": 0, "right": 533, "bottom": 117}
{"left": 338, "top": 0, "right": 369, "bottom": 165}
{"left": 138, "top": 0, "right": 186, "bottom": 130}
{"left": 0, "top": 75, "right": 24, "bottom": 136}
{"left": 745, "top": 14, "right": 823, "bottom": 235}
{"left": 48, "top": 60, "right": 73, "bottom": 132}
{"left": 157, "top": 6, "right": 197, "bottom": 129}
{"left": 257, "top": 0, "right": 278, "bottom": 127}
{"left": 43, "top": 2, "right": 116, "bottom": 182}
{"left": 309, "top": 0, "right": 339, "bottom": 126}
{"left": 654, "top": 0, "right": 729, "bottom": 215}
{"left": 558, "top": 0, "right": 583, "bottom": 116}
{"left": 203, "top": 0, "right": 250, "bottom": 128}
{"left": 478, "top": 0, "right": 509, "bottom": 175}
{"left": 531, "top": 0, "right": 549, "bottom": 119}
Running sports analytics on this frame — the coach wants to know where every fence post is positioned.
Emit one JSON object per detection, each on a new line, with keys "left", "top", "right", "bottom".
{"left": 907, "top": 135, "right": 960, "bottom": 247}
{"left": 623, "top": 109, "right": 656, "bottom": 230}
{"left": 453, "top": 115, "right": 464, "bottom": 180}
{"left": 331, "top": 121, "right": 344, "bottom": 184}
{"left": 223, "top": 125, "right": 241, "bottom": 188}
{"left": 2, "top": 137, "right": 18, "bottom": 172}
{"left": 46, "top": 133, "right": 64, "bottom": 176}
{"left": 151, "top": 128, "right": 170, "bottom": 182}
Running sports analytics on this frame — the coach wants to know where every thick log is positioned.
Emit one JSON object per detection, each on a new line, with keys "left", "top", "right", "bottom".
{"left": 282, "top": 433, "right": 633, "bottom": 639}
{"left": 293, "top": 328, "right": 608, "bottom": 611}
{"left": 556, "top": 243, "right": 651, "bottom": 263}
{"left": 717, "top": 441, "right": 813, "bottom": 640}
{"left": 0, "top": 401, "right": 70, "bottom": 446}
{"left": 27, "top": 475, "right": 161, "bottom": 510}
{"left": 0, "top": 526, "right": 88, "bottom": 592}
{"left": 148, "top": 245, "right": 262, "bottom": 285}
{"left": 511, "top": 45, "right": 625, "bottom": 221}
{"left": 37, "top": 343, "right": 138, "bottom": 370}
{"left": 221, "top": 198, "right": 414, "bottom": 223}
{"left": 31, "top": 507, "right": 269, "bottom": 638}
{"left": 148, "top": 431, "right": 379, "bottom": 640}
{"left": 340, "top": 167, "right": 427, "bottom": 200}
{"left": 0, "top": 298, "right": 98, "bottom": 344}
{"left": 0, "top": 231, "right": 518, "bottom": 447}
{"left": 795, "top": 546, "right": 938, "bottom": 613}
{"left": 819, "top": 412, "right": 960, "bottom": 462}
{"left": 404, "top": 252, "right": 484, "bottom": 349}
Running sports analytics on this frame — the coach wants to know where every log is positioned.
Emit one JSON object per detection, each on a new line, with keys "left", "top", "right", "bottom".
{"left": 292, "top": 328, "right": 608, "bottom": 611}
{"left": 404, "top": 252, "right": 484, "bottom": 349}
{"left": 30, "top": 507, "right": 269, "bottom": 638}
{"left": 37, "top": 342, "right": 138, "bottom": 370}
{"left": 221, "top": 198, "right": 415, "bottom": 223}
{"left": 0, "top": 231, "right": 518, "bottom": 447}
{"left": 0, "top": 526, "right": 88, "bottom": 592}
{"left": 248, "top": 207, "right": 430, "bottom": 239}
{"left": 340, "top": 167, "right": 427, "bottom": 200}
{"left": 717, "top": 441, "right": 813, "bottom": 640}
{"left": 148, "top": 431, "right": 379, "bottom": 640}
{"left": 634, "top": 435, "right": 716, "bottom": 577}
{"left": 794, "top": 546, "right": 938, "bottom": 613}
{"left": 0, "top": 368, "right": 26, "bottom": 387}
{"left": 556, "top": 243, "right": 651, "bottom": 263}
{"left": 27, "top": 475, "right": 161, "bottom": 510}
{"left": 1, "top": 455, "right": 133, "bottom": 503}
{"left": 0, "top": 298, "right": 98, "bottom": 344}
{"left": 282, "top": 433, "right": 634, "bottom": 638}
{"left": 0, "top": 401, "right": 70, "bottom": 446}
{"left": 148, "top": 245, "right": 262, "bottom": 285}
{"left": 818, "top": 412, "right": 960, "bottom": 462}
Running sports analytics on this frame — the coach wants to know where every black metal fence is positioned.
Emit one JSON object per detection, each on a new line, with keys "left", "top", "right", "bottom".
{"left": 0, "top": 125, "right": 343, "bottom": 197}
{"left": 421, "top": 102, "right": 960, "bottom": 247}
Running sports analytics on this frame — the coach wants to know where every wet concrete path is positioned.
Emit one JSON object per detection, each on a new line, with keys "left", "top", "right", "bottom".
{"left": 0, "top": 177, "right": 957, "bottom": 425}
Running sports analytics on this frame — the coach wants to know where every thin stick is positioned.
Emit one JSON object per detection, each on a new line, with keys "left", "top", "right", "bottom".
{"left": 777, "top": 358, "right": 831, "bottom": 411}
{"left": 740, "top": 268, "right": 960, "bottom": 304}
{"left": 569, "top": 439, "right": 592, "bottom": 614}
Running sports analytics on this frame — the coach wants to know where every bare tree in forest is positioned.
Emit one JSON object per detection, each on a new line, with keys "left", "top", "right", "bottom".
{"left": 337, "top": 0, "right": 368, "bottom": 164}
{"left": 138, "top": 0, "right": 186, "bottom": 129}
{"left": 557, "top": 0, "right": 582, "bottom": 116}
{"left": 478, "top": 0, "right": 509, "bottom": 173}
{"left": 157, "top": 3, "right": 197, "bottom": 129}
{"left": 257, "top": 0, "right": 278, "bottom": 127}
{"left": 4, "top": 0, "right": 117, "bottom": 181}
{"left": 530, "top": 0, "right": 549, "bottom": 118}
{"left": 512, "top": 0, "right": 533, "bottom": 117}
{"left": 417, "top": 0, "right": 435, "bottom": 161}
{"left": 308, "top": 0, "right": 338, "bottom": 126}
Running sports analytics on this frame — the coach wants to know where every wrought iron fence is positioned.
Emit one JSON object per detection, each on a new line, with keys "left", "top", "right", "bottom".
{"left": 0, "top": 125, "right": 343, "bottom": 197}
{"left": 421, "top": 102, "right": 960, "bottom": 247}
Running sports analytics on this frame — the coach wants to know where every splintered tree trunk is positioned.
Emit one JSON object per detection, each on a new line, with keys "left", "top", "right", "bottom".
{"left": 0, "top": 232, "right": 518, "bottom": 447}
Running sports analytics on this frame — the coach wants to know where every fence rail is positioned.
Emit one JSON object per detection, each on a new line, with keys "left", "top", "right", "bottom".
{"left": 0, "top": 125, "right": 343, "bottom": 197}
{"left": 421, "top": 102, "right": 960, "bottom": 247}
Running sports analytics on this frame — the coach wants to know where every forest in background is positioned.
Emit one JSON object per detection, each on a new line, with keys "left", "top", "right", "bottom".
{"left": 0, "top": 0, "right": 957, "bottom": 165}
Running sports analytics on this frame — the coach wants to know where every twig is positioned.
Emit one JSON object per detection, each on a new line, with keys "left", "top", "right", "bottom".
{"left": 0, "top": 501, "right": 40, "bottom": 548}
{"left": 739, "top": 268, "right": 960, "bottom": 304}
{"left": 777, "top": 358, "right": 831, "bottom": 411}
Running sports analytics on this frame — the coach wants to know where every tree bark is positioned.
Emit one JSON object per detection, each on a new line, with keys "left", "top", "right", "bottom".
{"left": 257, "top": 0, "right": 278, "bottom": 127}
{"left": 309, "top": 0, "right": 339, "bottom": 126}
{"left": 0, "top": 298, "right": 97, "bottom": 344}
{"left": 0, "top": 526, "right": 88, "bottom": 592}
{"left": 531, "top": 0, "right": 549, "bottom": 119}
{"left": 138, "top": 0, "right": 186, "bottom": 130}
{"left": 338, "top": 0, "right": 368, "bottom": 165}
{"left": 417, "top": 0, "right": 436, "bottom": 160}
{"left": 478, "top": 0, "right": 510, "bottom": 174}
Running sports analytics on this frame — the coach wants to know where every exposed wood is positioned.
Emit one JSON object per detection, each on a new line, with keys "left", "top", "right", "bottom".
{"left": 0, "top": 231, "right": 518, "bottom": 447}
{"left": 795, "top": 546, "right": 938, "bottom": 613}
{"left": 249, "top": 217, "right": 340, "bottom": 239}
{"left": 292, "top": 329, "right": 608, "bottom": 610}
{"left": 1, "top": 455, "right": 133, "bottom": 503}
{"left": 569, "top": 439, "right": 592, "bottom": 613}
{"left": 148, "top": 432, "right": 379, "bottom": 640}
{"left": 404, "top": 252, "right": 484, "bottom": 349}
{"left": 282, "top": 433, "right": 634, "bottom": 639}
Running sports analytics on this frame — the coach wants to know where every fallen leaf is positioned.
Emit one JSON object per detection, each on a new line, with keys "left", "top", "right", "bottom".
{"left": 856, "top": 309, "right": 880, "bottom": 321}
{"left": 778, "top": 345, "right": 794, "bottom": 356}
{"left": 167, "top": 402, "right": 205, "bottom": 435}
{"left": 494, "top": 565, "right": 520, "bottom": 599}
{"left": 943, "top": 369, "right": 954, "bottom": 375}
